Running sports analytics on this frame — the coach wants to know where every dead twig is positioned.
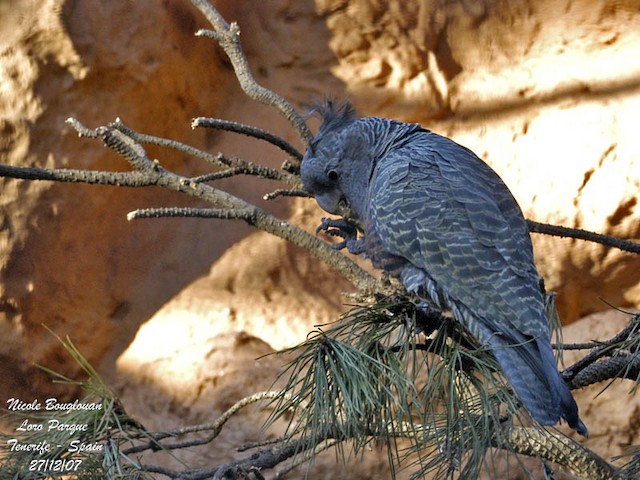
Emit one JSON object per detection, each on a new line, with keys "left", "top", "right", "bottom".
{"left": 190, "top": 0, "right": 313, "bottom": 149}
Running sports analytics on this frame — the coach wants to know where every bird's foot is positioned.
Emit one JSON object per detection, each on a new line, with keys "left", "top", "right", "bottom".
{"left": 315, "top": 217, "right": 365, "bottom": 254}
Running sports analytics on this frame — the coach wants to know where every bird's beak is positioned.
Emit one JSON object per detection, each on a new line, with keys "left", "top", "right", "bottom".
{"left": 315, "top": 191, "right": 344, "bottom": 215}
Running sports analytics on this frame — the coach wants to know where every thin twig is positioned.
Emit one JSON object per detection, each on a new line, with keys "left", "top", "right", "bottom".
{"left": 190, "top": 0, "right": 313, "bottom": 148}
{"left": 193, "top": 117, "right": 303, "bottom": 161}
{"left": 276, "top": 438, "right": 341, "bottom": 478}
{"left": 263, "top": 189, "right": 310, "bottom": 201}
{"left": 67, "top": 116, "right": 100, "bottom": 138}
{"left": 191, "top": 162, "right": 294, "bottom": 184}
{"left": 105, "top": 132, "right": 157, "bottom": 172}
{"left": 553, "top": 342, "right": 604, "bottom": 351}
{"left": 77, "top": 119, "right": 159, "bottom": 172}
{"left": 237, "top": 436, "right": 288, "bottom": 453}
{"left": 113, "top": 119, "right": 231, "bottom": 169}
{"left": 127, "top": 207, "right": 255, "bottom": 221}
{"left": 0, "top": 163, "right": 157, "bottom": 187}
{"left": 114, "top": 119, "right": 298, "bottom": 186}
{"left": 527, "top": 219, "right": 640, "bottom": 254}
{"left": 192, "top": 167, "right": 247, "bottom": 182}
{"left": 123, "top": 392, "right": 284, "bottom": 456}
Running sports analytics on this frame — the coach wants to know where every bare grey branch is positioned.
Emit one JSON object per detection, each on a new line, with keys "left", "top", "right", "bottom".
{"left": 528, "top": 219, "right": 640, "bottom": 254}
{"left": 190, "top": 0, "right": 313, "bottom": 147}
{"left": 114, "top": 119, "right": 298, "bottom": 186}
{"left": 127, "top": 207, "right": 254, "bottom": 222}
{"left": 263, "top": 189, "right": 310, "bottom": 201}
{"left": 0, "top": 163, "right": 157, "bottom": 187}
{"left": 192, "top": 117, "right": 303, "bottom": 162}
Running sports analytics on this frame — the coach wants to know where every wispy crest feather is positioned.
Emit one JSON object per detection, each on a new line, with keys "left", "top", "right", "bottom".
{"left": 309, "top": 99, "right": 357, "bottom": 140}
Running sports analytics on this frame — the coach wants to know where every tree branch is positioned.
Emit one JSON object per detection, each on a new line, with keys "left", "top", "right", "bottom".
{"left": 568, "top": 354, "right": 640, "bottom": 390}
{"left": 562, "top": 314, "right": 640, "bottom": 382}
{"left": 127, "top": 207, "right": 255, "bottom": 221}
{"left": 113, "top": 119, "right": 299, "bottom": 186}
{"left": 122, "top": 392, "right": 284, "bottom": 457}
{"left": 0, "top": 163, "right": 158, "bottom": 187}
{"left": 68, "top": 120, "right": 379, "bottom": 293}
{"left": 2, "top": 115, "right": 380, "bottom": 293}
{"left": 263, "top": 188, "right": 310, "bottom": 201}
{"left": 189, "top": 0, "right": 313, "bottom": 149}
{"left": 192, "top": 117, "right": 303, "bottom": 162}
{"left": 527, "top": 219, "right": 640, "bottom": 254}
{"left": 504, "top": 427, "right": 619, "bottom": 480}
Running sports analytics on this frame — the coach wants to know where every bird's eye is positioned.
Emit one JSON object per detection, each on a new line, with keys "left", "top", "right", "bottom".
{"left": 328, "top": 170, "right": 338, "bottom": 181}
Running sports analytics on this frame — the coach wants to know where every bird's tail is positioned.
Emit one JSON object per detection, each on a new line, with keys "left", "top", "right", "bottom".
{"left": 488, "top": 333, "right": 588, "bottom": 436}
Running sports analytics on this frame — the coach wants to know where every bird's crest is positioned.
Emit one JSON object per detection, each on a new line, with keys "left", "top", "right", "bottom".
{"left": 309, "top": 99, "right": 357, "bottom": 142}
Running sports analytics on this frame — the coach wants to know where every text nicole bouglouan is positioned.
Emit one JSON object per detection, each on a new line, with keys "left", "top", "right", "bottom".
{"left": 5, "top": 397, "right": 104, "bottom": 474}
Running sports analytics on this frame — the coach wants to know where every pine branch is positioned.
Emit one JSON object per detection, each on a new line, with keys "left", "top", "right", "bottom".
{"left": 121, "top": 392, "right": 284, "bottom": 457}
{"left": 503, "top": 427, "right": 619, "bottom": 480}
{"left": 568, "top": 354, "right": 640, "bottom": 389}
{"left": 562, "top": 314, "right": 640, "bottom": 382}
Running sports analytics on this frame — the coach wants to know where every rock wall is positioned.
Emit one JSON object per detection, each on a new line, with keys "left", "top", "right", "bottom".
{"left": 0, "top": 0, "right": 342, "bottom": 395}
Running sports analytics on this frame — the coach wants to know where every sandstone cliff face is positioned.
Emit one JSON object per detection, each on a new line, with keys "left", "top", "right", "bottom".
{"left": 0, "top": 0, "right": 342, "bottom": 393}
{"left": 1, "top": 0, "right": 640, "bottom": 477}
{"left": 1, "top": 0, "right": 228, "bottom": 394}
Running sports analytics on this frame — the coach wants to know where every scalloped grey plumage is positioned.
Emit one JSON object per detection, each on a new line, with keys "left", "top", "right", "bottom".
{"left": 301, "top": 100, "right": 587, "bottom": 436}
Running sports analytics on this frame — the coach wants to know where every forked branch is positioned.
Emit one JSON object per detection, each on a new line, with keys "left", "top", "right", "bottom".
{"left": 189, "top": 0, "right": 313, "bottom": 148}
{"left": 66, "top": 118, "right": 380, "bottom": 293}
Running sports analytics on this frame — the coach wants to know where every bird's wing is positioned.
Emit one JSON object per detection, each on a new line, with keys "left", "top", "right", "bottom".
{"left": 367, "top": 130, "right": 586, "bottom": 433}
{"left": 369, "top": 131, "right": 548, "bottom": 340}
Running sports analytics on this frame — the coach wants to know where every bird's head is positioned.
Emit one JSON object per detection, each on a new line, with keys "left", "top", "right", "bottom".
{"left": 300, "top": 100, "right": 374, "bottom": 222}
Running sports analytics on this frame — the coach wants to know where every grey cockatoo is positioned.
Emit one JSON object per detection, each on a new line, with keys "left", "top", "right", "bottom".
{"left": 300, "top": 100, "right": 587, "bottom": 436}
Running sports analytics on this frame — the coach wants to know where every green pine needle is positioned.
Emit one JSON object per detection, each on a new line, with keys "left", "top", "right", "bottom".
{"left": 269, "top": 297, "right": 539, "bottom": 478}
